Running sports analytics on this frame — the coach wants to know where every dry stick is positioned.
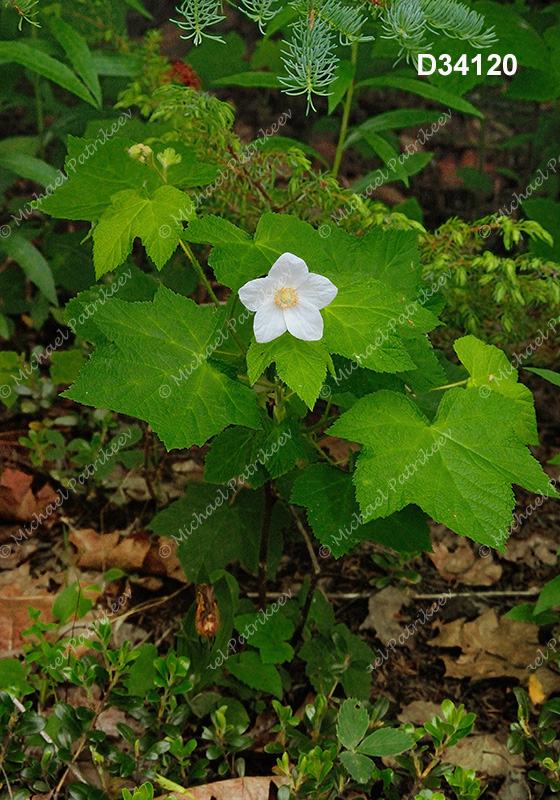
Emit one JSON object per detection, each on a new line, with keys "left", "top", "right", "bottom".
{"left": 289, "top": 504, "right": 320, "bottom": 575}
{"left": 258, "top": 483, "right": 275, "bottom": 609}
{"left": 1, "top": 765, "right": 12, "bottom": 799}
{"left": 288, "top": 506, "right": 322, "bottom": 645}
{"left": 246, "top": 588, "right": 542, "bottom": 600}
{"left": 113, "top": 586, "right": 188, "bottom": 628}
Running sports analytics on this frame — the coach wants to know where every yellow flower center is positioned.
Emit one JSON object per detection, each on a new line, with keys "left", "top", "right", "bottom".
{"left": 274, "top": 286, "right": 298, "bottom": 309}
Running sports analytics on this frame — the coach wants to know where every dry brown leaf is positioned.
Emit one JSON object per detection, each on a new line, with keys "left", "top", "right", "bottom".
{"left": 0, "top": 524, "right": 39, "bottom": 566}
{"left": 429, "top": 537, "right": 502, "bottom": 586}
{"left": 0, "top": 469, "right": 60, "bottom": 525}
{"left": 143, "top": 537, "right": 187, "bottom": 582}
{"left": 0, "top": 469, "right": 35, "bottom": 521}
{"left": 443, "top": 733, "right": 523, "bottom": 777}
{"left": 360, "top": 586, "right": 411, "bottom": 644}
{"left": 0, "top": 564, "right": 57, "bottom": 651}
{"left": 155, "top": 776, "right": 288, "bottom": 800}
{"left": 71, "top": 529, "right": 151, "bottom": 571}
{"left": 497, "top": 771, "right": 531, "bottom": 800}
{"left": 70, "top": 528, "right": 187, "bottom": 582}
{"left": 503, "top": 534, "right": 558, "bottom": 567}
{"left": 428, "top": 609, "right": 560, "bottom": 691}
{"left": 397, "top": 700, "right": 442, "bottom": 726}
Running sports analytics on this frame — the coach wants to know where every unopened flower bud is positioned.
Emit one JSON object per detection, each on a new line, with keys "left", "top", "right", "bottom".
{"left": 127, "top": 143, "right": 153, "bottom": 164}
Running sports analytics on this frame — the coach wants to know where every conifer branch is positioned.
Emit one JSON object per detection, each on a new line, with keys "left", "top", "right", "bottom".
{"left": 171, "top": 0, "right": 226, "bottom": 44}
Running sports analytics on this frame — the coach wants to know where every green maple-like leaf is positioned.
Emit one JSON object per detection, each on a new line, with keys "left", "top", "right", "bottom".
{"left": 226, "top": 651, "right": 283, "bottom": 699}
{"left": 204, "top": 419, "right": 309, "bottom": 485}
{"left": 93, "top": 185, "right": 191, "bottom": 276}
{"left": 329, "top": 387, "right": 558, "bottom": 548}
{"left": 247, "top": 334, "right": 332, "bottom": 409}
{"left": 291, "top": 463, "right": 431, "bottom": 556}
{"left": 41, "top": 137, "right": 161, "bottom": 221}
{"left": 188, "top": 213, "right": 437, "bottom": 407}
{"left": 454, "top": 335, "right": 539, "bottom": 444}
{"left": 64, "top": 286, "right": 260, "bottom": 449}
{"left": 149, "top": 483, "right": 263, "bottom": 580}
{"left": 321, "top": 281, "right": 416, "bottom": 372}
{"left": 233, "top": 612, "right": 295, "bottom": 664}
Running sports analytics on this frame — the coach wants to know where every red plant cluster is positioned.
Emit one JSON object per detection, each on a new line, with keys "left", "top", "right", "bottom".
{"left": 167, "top": 61, "right": 201, "bottom": 90}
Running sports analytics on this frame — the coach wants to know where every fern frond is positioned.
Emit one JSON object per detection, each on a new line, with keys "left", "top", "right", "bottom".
{"left": 170, "top": 0, "right": 225, "bottom": 45}
{"left": 237, "top": 0, "right": 281, "bottom": 33}
{"left": 422, "top": 0, "right": 496, "bottom": 48}
{"left": 291, "top": 0, "right": 374, "bottom": 45}
{"left": 278, "top": 16, "right": 339, "bottom": 113}
{"left": 3, "top": 0, "right": 40, "bottom": 29}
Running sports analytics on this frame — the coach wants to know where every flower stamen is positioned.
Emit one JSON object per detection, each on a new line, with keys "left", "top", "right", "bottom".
{"left": 274, "top": 286, "right": 299, "bottom": 309}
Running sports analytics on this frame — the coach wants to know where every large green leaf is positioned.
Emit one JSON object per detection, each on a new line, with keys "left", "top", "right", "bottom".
{"left": 64, "top": 286, "right": 260, "bottom": 449}
{"left": 0, "top": 152, "right": 60, "bottom": 187}
{"left": 187, "top": 214, "right": 436, "bottom": 409}
{"left": 247, "top": 334, "right": 332, "bottom": 409}
{"left": 345, "top": 109, "right": 443, "bottom": 149}
{"left": 454, "top": 335, "right": 538, "bottom": 444}
{"left": 329, "top": 386, "right": 558, "bottom": 548}
{"left": 361, "top": 131, "right": 410, "bottom": 187}
{"left": 41, "top": 136, "right": 161, "bottom": 221}
{"left": 93, "top": 185, "right": 190, "bottom": 276}
{"left": 351, "top": 151, "right": 434, "bottom": 193}
{"left": 300, "top": 624, "right": 374, "bottom": 700}
{"left": 0, "top": 233, "right": 57, "bottom": 304}
{"left": 47, "top": 16, "right": 102, "bottom": 107}
{"left": 291, "top": 463, "right": 431, "bottom": 555}
{"left": 525, "top": 367, "right": 560, "bottom": 388}
{"left": 205, "top": 420, "right": 308, "bottom": 484}
{"left": 149, "top": 483, "right": 262, "bottom": 580}
{"left": 0, "top": 41, "right": 96, "bottom": 106}
{"left": 122, "top": 0, "right": 152, "bottom": 18}
{"left": 534, "top": 575, "right": 560, "bottom": 614}
{"left": 339, "top": 752, "right": 375, "bottom": 784}
{"left": 233, "top": 611, "right": 294, "bottom": 664}
{"left": 356, "top": 76, "right": 483, "bottom": 118}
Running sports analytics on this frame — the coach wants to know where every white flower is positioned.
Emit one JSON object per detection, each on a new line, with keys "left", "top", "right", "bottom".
{"left": 238, "top": 253, "right": 338, "bottom": 344}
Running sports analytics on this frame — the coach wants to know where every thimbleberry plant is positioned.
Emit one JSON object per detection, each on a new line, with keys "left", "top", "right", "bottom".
{"left": 41, "top": 123, "right": 558, "bottom": 584}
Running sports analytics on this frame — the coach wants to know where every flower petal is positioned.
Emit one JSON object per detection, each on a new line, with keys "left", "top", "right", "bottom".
{"left": 238, "top": 276, "right": 273, "bottom": 311}
{"left": 299, "top": 273, "right": 338, "bottom": 309}
{"left": 267, "top": 253, "right": 309, "bottom": 289}
{"left": 285, "top": 297, "right": 324, "bottom": 341}
{"left": 254, "top": 302, "right": 287, "bottom": 343}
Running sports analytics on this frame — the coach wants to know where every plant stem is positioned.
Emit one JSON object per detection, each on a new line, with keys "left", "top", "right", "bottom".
{"left": 332, "top": 41, "right": 358, "bottom": 179}
{"left": 179, "top": 239, "right": 220, "bottom": 307}
{"left": 179, "top": 239, "right": 248, "bottom": 356}
{"left": 305, "top": 397, "right": 332, "bottom": 433}
{"left": 429, "top": 379, "right": 468, "bottom": 392}
{"left": 306, "top": 435, "right": 338, "bottom": 465}
{"left": 31, "top": 24, "right": 45, "bottom": 156}
{"left": 258, "top": 483, "right": 275, "bottom": 610}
